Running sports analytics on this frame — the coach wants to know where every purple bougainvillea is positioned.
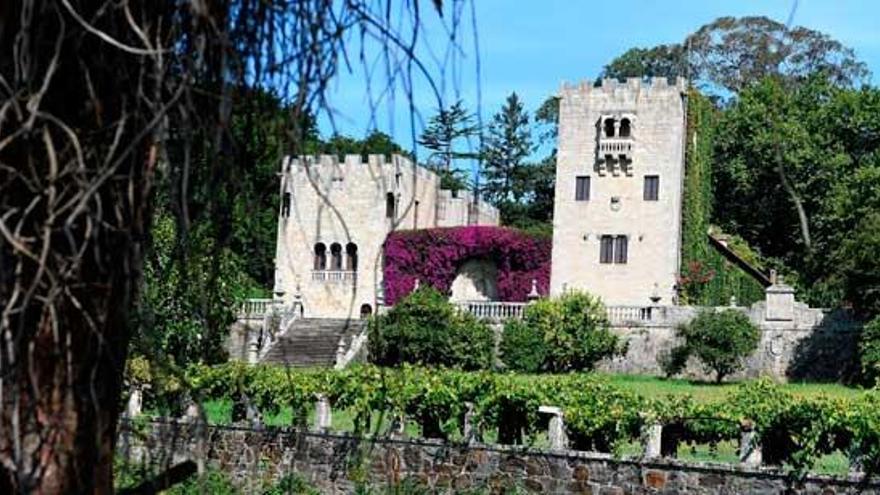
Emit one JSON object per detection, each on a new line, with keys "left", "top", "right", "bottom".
{"left": 383, "top": 226, "right": 551, "bottom": 305}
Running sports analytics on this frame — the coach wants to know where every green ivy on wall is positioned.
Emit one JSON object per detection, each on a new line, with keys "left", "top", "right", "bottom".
{"left": 680, "top": 90, "right": 766, "bottom": 306}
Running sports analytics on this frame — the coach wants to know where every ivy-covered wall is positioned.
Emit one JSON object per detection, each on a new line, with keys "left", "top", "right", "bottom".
{"left": 680, "top": 90, "right": 766, "bottom": 306}
{"left": 382, "top": 226, "right": 550, "bottom": 305}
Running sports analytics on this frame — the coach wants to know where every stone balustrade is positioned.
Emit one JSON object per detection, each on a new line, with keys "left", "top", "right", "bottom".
{"left": 311, "top": 270, "right": 357, "bottom": 283}
{"left": 598, "top": 137, "right": 633, "bottom": 155}
{"left": 456, "top": 301, "right": 528, "bottom": 321}
{"left": 239, "top": 298, "right": 276, "bottom": 318}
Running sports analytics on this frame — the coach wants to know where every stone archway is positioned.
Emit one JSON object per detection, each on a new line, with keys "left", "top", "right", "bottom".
{"left": 449, "top": 259, "right": 498, "bottom": 302}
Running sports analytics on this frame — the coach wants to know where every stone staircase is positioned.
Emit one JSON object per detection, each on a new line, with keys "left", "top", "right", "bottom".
{"left": 260, "top": 318, "right": 366, "bottom": 367}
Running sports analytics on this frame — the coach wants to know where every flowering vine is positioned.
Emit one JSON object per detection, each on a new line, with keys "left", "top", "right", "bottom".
{"left": 382, "top": 226, "right": 551, "bottom": 305}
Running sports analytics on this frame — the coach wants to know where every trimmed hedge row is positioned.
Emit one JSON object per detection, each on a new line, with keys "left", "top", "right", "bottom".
{"left": 185, "top": 363, "right": 880, "bottom": 476}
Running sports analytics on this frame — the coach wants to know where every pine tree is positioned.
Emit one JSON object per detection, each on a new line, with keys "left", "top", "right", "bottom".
{"left": 482, "top": 92, "right": 533, "bottom": 207}
{"left": 418, "top": 101, "right": 479, "bottom": 189}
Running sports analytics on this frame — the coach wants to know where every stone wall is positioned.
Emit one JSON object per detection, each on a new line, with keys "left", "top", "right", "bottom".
{"left": 597, "top": 291, "right": 861, "bottom": 382}
{"left": 120, "top": 420, "right": 880, "bottom": 494}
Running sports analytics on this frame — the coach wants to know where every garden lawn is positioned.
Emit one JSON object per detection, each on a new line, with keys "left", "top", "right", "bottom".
{"left": 601, "top": 373, "right": 861, "bottom": 402}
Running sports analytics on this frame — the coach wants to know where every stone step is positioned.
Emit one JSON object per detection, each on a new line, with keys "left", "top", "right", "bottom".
{"left": 260, "top": 318, "right": 366, "bottom": 367}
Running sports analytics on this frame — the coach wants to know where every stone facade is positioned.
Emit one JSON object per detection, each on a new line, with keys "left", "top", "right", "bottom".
{"left": 273, "top": 155, "right": 497, "bottom": 319}
{"left": 121, "top": 420, "right": 880, "bottom": 494}
{"left": 551, "top": 77, "right": 688, "bottom": 306}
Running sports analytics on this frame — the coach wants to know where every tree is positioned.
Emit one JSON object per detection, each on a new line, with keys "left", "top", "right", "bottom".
{"left": 601, "top": 16, "right": 869, "bottom": 95}
{"left": 418, "top": 100, "right": 479, "bottom": 189}
{"left": 838, "top": 214, "right": 880, "bottom": 319}
{"left": 668, "top": 310, "right": 761, "bottom": 383}
{"left": 713, "top": 75, "right": 880, "bottom": 306}
{"left": 367, "top": 287, "right": 494, "bottom": 370}
{"left": 503, "top": 291, "right": 622, "bottom": 372}
{"left": 600, "top": 44, "right": 690, "bottom": 83}
{"left": 482, "top": 92, "right": 532, "bottom": 205}
{"left": 0, "top": 0, "right": 459, "bottom": 491}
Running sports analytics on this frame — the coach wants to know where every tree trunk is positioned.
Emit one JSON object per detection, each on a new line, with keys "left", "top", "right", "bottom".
{"left": 1, "top": 1, "right": 161, "bottom": 491}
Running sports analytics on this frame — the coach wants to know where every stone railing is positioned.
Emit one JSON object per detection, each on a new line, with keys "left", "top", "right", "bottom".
{"left": 239, "top": 298, "right": 276, "bottom": 318}
{"left": 311, "top": 270, "right": 357, "bottom": 283}
{"left": 457, "top": 301, "right": 528, "bottom": 321}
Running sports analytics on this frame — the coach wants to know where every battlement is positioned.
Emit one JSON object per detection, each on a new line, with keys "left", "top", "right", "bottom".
{"left": 281, "top": 153, "right": 437, "bottom": 181}
{"left": 559, "top": 76, "right": 688, "bottom": 98}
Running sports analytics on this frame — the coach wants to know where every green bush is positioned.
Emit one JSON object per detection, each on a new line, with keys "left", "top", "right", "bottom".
{"left": 858, "top": 316, "right": 880, "bottom": 384}
{"left": 670, "top": 309, "right": 760, "bottom": 383}
{"left": 503, "top": 291, "right": 622, "bottom": 372}
{"left": 367, "top": 287, "right": 494, "bottom": 370}
{"left": 499, "top": 319, "right": 546, "bottom": 373}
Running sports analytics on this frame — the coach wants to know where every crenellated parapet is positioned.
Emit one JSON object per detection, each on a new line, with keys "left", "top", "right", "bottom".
{"left": 281, "top": 153, "right": 438, "bottom": 182}
{"left": 559, "top": 76, "right": 688, "bottom": 98}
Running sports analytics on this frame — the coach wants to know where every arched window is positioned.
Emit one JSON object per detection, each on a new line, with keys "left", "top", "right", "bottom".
{"left": 346, "top": 243, "right": 358, "bottom": 271}
{"left": 619, "top": 118, "right": 631, "bottom": 138}
{"left": 313, "top": 243, "right": 327, "bottom": 270}
{"left": 603, "top": 118, "right": 615, "bottom": 138}
{"left": 330, "top": 243, "right": 343, "bottom": 270}
{"left": 385, "top": 192, "right": 396, "bottom": 219}
{"left": 360, "top": 304, "right": 372, "bottom": 319}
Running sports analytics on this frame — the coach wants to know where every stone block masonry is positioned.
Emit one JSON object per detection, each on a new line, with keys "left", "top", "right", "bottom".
{"left": 121, "top": 419, "right": 880, "bottom": 494}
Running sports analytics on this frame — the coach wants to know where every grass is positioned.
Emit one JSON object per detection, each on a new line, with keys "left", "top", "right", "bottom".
{"left": 601, "top": 373, "right": 861, "bottom": 402}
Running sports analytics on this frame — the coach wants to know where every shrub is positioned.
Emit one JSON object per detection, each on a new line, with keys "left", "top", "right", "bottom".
{"left": 502, "top": 291, "right": 622, "bottom": 372}
{"left": 672, "top": 309, "right": 760, "bottom": 383}
{"left": 367, "top": 287, "right": 494, "bottom": 370}
{"left": 858, "top": 316, "right": 880, "bottom": 384}
{"left": 500, "top": 319, "right": 547, "bottom": 373}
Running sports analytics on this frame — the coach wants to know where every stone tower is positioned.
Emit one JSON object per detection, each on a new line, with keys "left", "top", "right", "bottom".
{"left": 550, "top": 77, "right": 688, "bottom": 306}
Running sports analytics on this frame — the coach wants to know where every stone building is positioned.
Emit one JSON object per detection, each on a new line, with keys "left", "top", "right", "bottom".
{"left": 271, "top": 154, "right": 498, "bottom": 320}
{"left": 550, "top": 77, "right": 688, "bottom": 306}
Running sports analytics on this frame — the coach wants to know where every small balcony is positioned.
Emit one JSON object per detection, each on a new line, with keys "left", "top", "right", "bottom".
{"left": 312, "top": 270, "right": 358, "bottom": 283}
{"left": 598, "top": 137, "right": 633, "bottom": 155}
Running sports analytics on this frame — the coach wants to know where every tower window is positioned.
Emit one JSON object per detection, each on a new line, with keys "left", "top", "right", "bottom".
{"left": 603, "top": 118, "right": 615, "bottom": 138}
{"left": 313, "top": 243, "right": 327, "bottom": 270}
{"left": 619, "top": 118, "right": 631, "bottom": 138}
{"left": 281, "top": 192, "right": 291, "bottom": 217}
{"left": 346, "top": 242, "right": 358, "bottom": 271}
{"left": 385, "top": 192, "right": 396, "bottom": 219}
{"left": 599, "top": 235, "right": 628, "bottom": 264}
{"left": 644, "top": 175, "right": 659, "bottom": 201}
{"left": 600, "top": 235, "right": 614, "bottom": 264}
{"left": 575, "top": 176, "right": 590, "bottom": 201}
{"left": 614, "top": 236, "right": 629, "bottom": 264}
{"left": 330, "top": 243, "right": 343, "bottom": 270}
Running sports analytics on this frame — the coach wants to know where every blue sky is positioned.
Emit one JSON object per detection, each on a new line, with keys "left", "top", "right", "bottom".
{"left": 317, "top": 0, "right": 880, "bottom": 157}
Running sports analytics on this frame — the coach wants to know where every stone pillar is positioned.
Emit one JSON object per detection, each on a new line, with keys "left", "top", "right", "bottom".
{"left": 314, "top": 395, "right": 332, "bottom": 431}
{"left": 125, "top": 388, "right": 143, "bottom": 419}
{"left": 246, "top": 399, "right": 263, "bottom": 429}
{"left": 539, "top": 406, "right": 568, "bottom": 451}
{"left": 764, "top": 277, "right": 795, "bottom": 322}
{"left": 247, "top": 327, "right": 260, "bottom": 364}
{"left": 390, "top": 414, "right": 406, "bottom": 439}
{"left": 463, "top": 402, "right": 480, "bottom": 444}
{"left": 739, "top": 421, "right": 762, "bottom": 467}
{"left": 642, "top": 422, "right": 663, "bottom": 459}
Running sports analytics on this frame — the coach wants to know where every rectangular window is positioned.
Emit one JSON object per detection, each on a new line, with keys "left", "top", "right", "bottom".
{"left": 281, "top": 192, "right": 291, "bottom": 217}
{"left": 600, "top": 235, "right": 628, "bottom": 264}
{"left": 614, "top": 235, "right": 628, "bottom": 264}
{"left": 575, "top": 176, "right": 590, "bottom": 201}
{"left": 644, "top": 175, "right": 659, "bottom": 201}
{"left": 599, "top": 235, "right": 614, "bottom": 264}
